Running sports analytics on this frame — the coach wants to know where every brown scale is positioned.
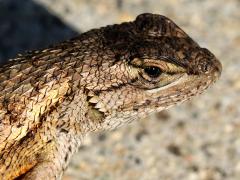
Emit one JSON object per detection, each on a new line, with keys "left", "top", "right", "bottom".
{"left": 0, "top": 13, "right": 221, "bottom": 179}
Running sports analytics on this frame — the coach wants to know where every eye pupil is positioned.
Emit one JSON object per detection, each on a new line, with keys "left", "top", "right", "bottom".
{"left": 144, "top": 66, "right": 162, "bottom": 77}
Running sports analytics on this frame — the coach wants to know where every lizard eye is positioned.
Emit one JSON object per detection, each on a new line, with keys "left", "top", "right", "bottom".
{"left": 129, "top": 57, "right": 186, "bottom": 89}
{"left": 144, "top": 66, "right": 162, "bottom": 78}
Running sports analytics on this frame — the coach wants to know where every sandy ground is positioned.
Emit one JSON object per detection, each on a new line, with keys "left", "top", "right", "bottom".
{"left": 0, "top": 0, "right": 240, "bottom": 179}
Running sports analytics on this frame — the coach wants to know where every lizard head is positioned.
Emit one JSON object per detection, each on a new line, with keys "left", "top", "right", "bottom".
{"left": 84, "top": 13, "right": 222, "bottom": 130}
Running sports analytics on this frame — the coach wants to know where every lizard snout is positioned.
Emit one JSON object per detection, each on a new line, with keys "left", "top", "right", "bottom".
{"left": 202, "top": 48, "right": 222, "bottom": 79}
{"left": 188, "top": 47, "right": 222, "bottom": 79}
{"left": 211, "top": 57, "right": 222, "bottom": 79}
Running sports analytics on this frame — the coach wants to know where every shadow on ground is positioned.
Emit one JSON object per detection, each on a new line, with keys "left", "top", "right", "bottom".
{"left": 0, "top": 0, "right": 79, "bottom": 64}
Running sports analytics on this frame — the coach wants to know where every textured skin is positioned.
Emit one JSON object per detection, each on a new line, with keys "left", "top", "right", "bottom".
{"left": 0, "top": 13, "right": 221, "bottom": 179}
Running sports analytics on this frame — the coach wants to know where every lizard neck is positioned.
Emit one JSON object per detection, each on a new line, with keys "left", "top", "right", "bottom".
{"left": 51, "top": 88, "right": 104, "bottom": 136}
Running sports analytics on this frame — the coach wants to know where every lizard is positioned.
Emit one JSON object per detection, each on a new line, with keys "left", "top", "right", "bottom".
{"left": 0, "top": 13, "right": 222, "bottom": 180}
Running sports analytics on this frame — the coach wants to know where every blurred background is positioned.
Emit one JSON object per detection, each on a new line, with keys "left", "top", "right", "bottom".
{"left": 0, "top": 0, "right": 239, "bottom": 179}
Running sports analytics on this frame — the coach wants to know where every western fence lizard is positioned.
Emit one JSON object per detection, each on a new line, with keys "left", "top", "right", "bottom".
{"left": 0, "top": 13, "right": 222, "bottom": 179}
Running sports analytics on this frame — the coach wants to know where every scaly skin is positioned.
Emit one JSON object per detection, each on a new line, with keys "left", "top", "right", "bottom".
{"left": 0, "top": 13, "right": 222, "bottom": 179}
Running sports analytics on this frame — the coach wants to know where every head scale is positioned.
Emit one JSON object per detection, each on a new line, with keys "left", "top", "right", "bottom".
{"left": 83, "top": 13, "right": 222, "bottom": 130}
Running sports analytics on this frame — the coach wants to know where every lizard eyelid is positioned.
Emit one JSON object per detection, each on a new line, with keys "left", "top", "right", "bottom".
{"left": 157, "top": 56, "right": 187, "bottom": 68}
{"left": 141, "top": 59, "right": 186, "bottom": 75}
{"left": 129, "top": 56, "right": 186, "bottom": 69}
